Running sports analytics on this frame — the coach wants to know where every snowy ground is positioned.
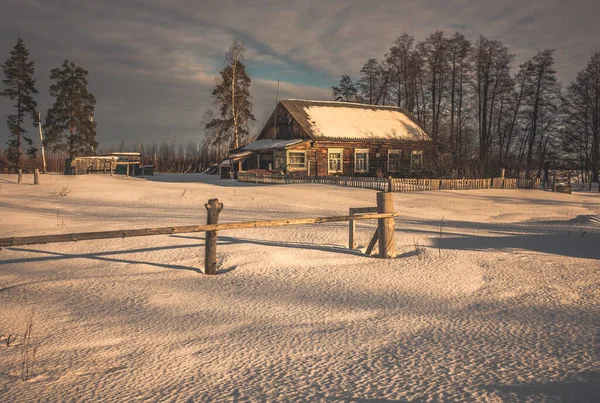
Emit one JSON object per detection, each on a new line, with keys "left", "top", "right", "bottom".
{"left": 0, "top": 173, "right": 599, "bottom": 402}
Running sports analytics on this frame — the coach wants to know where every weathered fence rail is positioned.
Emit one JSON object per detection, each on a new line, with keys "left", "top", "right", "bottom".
{"left": 0, "top": 192, "right": 398, "bottom": 274}
{"left": 238, "top": 172, "right": 389, "bottom": 190}
{"left": 238, "top": 172, "right": 541, "bottom": 192}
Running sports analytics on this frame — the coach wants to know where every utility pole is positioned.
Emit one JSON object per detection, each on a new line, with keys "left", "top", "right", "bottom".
{"left": 38, "top": 112, "right": 47, "bottom": 173}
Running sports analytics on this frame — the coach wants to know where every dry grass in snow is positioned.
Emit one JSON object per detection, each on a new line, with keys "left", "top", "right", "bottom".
{"left": 0, "top": 173, "right": 599, "bottom": 402}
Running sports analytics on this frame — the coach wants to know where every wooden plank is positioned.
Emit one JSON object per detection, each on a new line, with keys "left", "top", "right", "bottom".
{"left": 365, "top": 230, "right": 378, "bottom": 255}
{"left": 349, "top": 208, "right": 355, "bottom": 249}
{"left": 0, "top": 212, "right": 399, "bottom": 247}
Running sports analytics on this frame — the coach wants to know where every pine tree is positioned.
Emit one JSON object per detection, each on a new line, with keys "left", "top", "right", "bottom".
{"left": 332, "top": 75, "right": 358, "bottom": 102}
{"left": 44, "top": 60, "right": 97, "bottom": 158}
{"left": 207, "top": 40, "right": 255, "bottom": 150}
{"left": 0, "top": 38, "right": 38, "bottom": 168}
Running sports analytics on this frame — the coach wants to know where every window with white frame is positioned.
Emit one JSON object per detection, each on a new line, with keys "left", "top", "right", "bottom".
{"left": 411, "top": 150, "right": 424, "bottom": 171}
{"left": 387, "top": 150, "right": 401, "bottom": 172}
{"left": 287, "top": 151, "right": 306, "bottom": 169}
{"left": 354, "top": 149, "right": 369, "bottom": 173}
{"left": 328, "top": 148, "right": 343, "bottom": 173}
{"left": 273, "top": 151, "right": 285, "bottom": 170}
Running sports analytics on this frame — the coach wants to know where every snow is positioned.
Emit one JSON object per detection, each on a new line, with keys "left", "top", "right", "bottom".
{"left": 1, "top": 173, "right": 599, "bottom": 401}
{"left": 242, "top": 139, "right": 306, "bottom": 151}
{"left": 219, "top": 151, "right": 254, "bottom": 166}
{"left": 304, "top": 105, "right": 430, "bottom": 141}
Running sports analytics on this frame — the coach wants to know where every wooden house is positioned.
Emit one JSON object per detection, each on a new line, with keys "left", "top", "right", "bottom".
{"left": 232, "top": 100, "right": 432, "bottom": 177}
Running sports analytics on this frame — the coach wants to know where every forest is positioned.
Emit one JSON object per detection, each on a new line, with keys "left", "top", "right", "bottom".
{"left": 2, "top": 32, "right": 599, "bottom": 182}
{"left": 331, "top": 32, "right": 600, "bottom": 182}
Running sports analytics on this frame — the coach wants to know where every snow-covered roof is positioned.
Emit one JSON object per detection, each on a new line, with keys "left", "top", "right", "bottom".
{"left": 73, "top": 155, "right": 119, "bottom": 160}
{"left": 276, "top": 100, "right": 431, "bottom": 142}
{"left": 102, "top": 152, "right": 141, "bottom": 156}
{"left": 242, "top": 139, "right": 305, "bottom": 151}
{"left": 220, "top": 151, "right": 254, "bottom": 167}
{"left": 230, "top": 151, "right": 254, "bottom": 160}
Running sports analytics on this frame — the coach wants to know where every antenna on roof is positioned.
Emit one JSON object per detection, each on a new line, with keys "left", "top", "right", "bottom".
{"left": 273, "top": 79, "right": 280, "bottom": 138}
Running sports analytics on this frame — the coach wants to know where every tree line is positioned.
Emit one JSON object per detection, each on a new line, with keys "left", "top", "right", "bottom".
{"left": 332, "top": 32, "right": 600, "bottom": 182}
{"left": 3, "top": 34, "right": 597, "bottom": 182}
{"left": 1, "top": 38, "right": 253, "bottom": 174}
{"left": 1, "top": 38, "right": 97, "bottom": 171}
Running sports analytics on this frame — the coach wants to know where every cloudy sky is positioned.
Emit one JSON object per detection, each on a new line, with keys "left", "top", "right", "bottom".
{"left": 1, "top": 0, "right": 599, "bottom": 150}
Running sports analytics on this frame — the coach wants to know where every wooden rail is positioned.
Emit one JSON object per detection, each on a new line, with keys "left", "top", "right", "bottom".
{"left": 0, "top": 212, "right": 397, "bottom": 248}
{"left": 1, "top": 192, "right": 399, "bottom": 274}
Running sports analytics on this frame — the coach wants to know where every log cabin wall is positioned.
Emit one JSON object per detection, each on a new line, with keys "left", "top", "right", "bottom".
{"left": 309, "top": 141, "right": 432, "bottom": 177}
{"left": 246, "top": 141, "right": 432, "bottom": 177}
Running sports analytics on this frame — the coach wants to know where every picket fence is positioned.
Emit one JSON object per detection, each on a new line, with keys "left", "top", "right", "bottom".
{"left": 237, "top": 172, "right": 541, "bottom": 192}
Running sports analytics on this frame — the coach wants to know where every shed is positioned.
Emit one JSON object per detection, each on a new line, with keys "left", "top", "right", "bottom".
{"left": 65, "top": 152, "right": 153, "bottom": 176}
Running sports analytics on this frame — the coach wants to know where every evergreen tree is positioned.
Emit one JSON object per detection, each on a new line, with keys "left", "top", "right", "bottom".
{"left": 207, "top": 40, "right": 255, "bottom": 150}
{"left": 331, "top": 75, "right": 358, "bottom": 102}
{"left": 44, "top": 60, "right": 97, "bottom": 157}
{"left": 0, "top": 38, "right": 38, "bottom": 168}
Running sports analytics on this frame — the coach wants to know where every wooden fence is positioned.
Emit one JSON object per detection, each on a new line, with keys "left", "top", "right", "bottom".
{"left": 237, "top": 172, "right": 389, "bottom": 190}
{"left": 238, "top": 172, "right": 541, "bottom": 192}
{"left": 0, "top": 192, "right": 398, "bottom": 274}
{"left": 569, "top": 182, "right": 600, "bottom": 192}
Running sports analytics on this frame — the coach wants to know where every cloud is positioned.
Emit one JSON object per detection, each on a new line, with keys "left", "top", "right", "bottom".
{"left": 0, "top": 0, "right": 599, "bottom": 148}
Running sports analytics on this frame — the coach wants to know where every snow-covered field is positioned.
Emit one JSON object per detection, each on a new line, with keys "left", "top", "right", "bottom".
{"left": 1, "top": 173, "right": 599, "bottom": 402}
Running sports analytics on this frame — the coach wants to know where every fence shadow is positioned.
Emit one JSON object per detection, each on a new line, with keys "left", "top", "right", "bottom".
{"left": 325, "top": 397, "right": 413, "bottom": 403}
{"left": 172, "top": 234, "right": 368, "bottom": 258}
{"left": 484, "top": 371, "right": 600, "bottom": 402}
{"left": 405, "top": 215, "right": 600, "bottom": 260}
{"left": 1, "top": 243, "right": 228, "bottom": 274}
{"left": 435, "top": 232, "right": 600, "bottom": 260}
{"left": 141, "top": 173, "right": 268, "bottom": 187}
{"left": 0, "top": 177, "right": 17, "bottom": 184}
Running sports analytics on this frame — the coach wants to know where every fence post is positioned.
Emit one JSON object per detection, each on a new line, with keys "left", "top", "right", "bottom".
{"left": 204, "top": 198, "right": 223, "bottom": 275}
{"left": 349, "top": 208, "right": 356, "bottom": 249}
{"left": 18, "top": 168, "right": 23, "bottom": 183}
{"left": 34, "top": 169, "right": 40, "bottom": 185}
{"left": 376, "top": 191, "right": 396, "bottom": 258}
